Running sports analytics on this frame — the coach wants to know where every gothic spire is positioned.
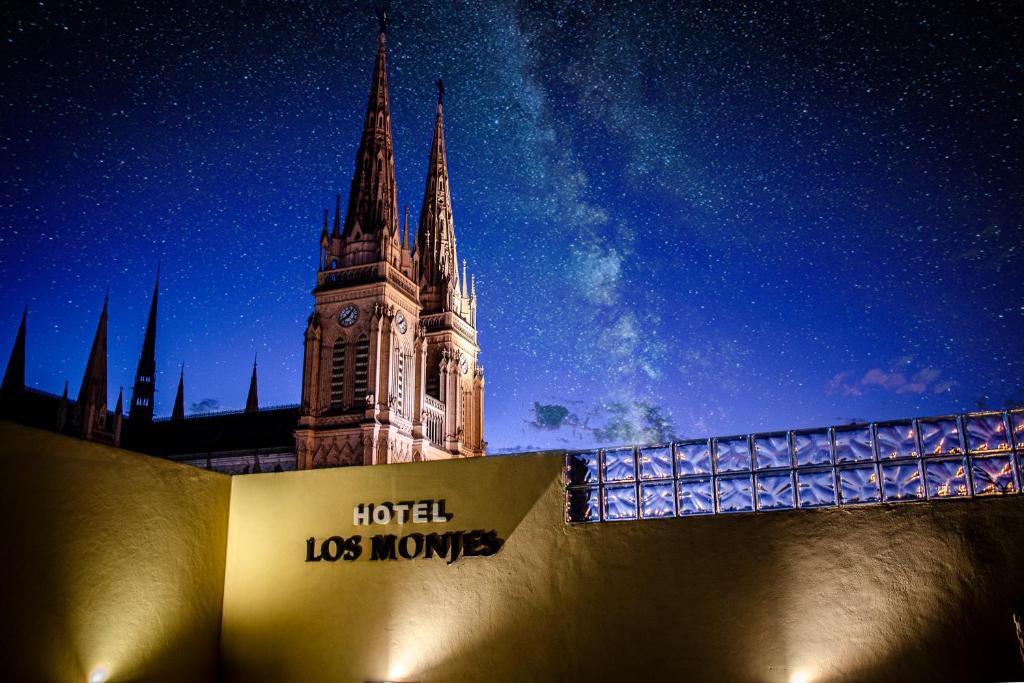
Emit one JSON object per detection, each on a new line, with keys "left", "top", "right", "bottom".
{"left": 172, "top": 366, "right": 185, "bottom": 421}
{"left": 129, "top": 265, "right": 159, "bottom": 423}
{"left": 416, "top": 78, "right": 459, "bottom": 308}
{"left": 245, "top": 356, "right": 259, "bottom": 414}
{"left": 1, "top": 305, "right": 27, "bottom": 397}
{"left": 403, "top": 205, "right": 410, "bottom": 251}
{"left": 76, "top": 293, "right": 109, "bottom": 438}
{"left": 341, "top": 23, "right": 399, "bottom": 246}
{"left": 332, "top": 192, "right": 341, "bottom": 238}
{"left": 113, "top": 386, "right": 124, "bottom": 447}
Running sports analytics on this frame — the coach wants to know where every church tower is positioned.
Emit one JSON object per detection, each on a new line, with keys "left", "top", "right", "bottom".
{"left": 129, "top": 266, "right": 159, "bottom": 424}
{"left": 295, "top": 18, "right": 484, "bottom": 469}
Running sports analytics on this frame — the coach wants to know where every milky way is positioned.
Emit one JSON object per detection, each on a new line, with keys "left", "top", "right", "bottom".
{"left": 1, "top": 1, "right": 1021, "bottom": 450}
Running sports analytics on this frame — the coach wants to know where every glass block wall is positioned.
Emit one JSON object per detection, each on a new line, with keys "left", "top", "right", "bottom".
{"left": 565, "top": 409, "right": 1023, "bottom": 523}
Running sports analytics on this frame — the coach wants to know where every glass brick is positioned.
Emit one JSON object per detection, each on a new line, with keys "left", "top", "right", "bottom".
{"left": 875, "top": 421, "right": 918, "bottom": 460}
{"left": 881, "top": 462, "right": 924, "bottom": 502}
{"left": 566, "top": 451, "right": 599, "bottom": 486}
{"left": 677, "top": 478, "right": 714, "bottom": 516}
{"left": 834, "top": 426, "right": 874, "bottom": 464}
{"left": 714, "top": 437, "right": 751, "bottom": 473}
{"left": 965, "top": 413, "right": 1011, "bottom": 453}
{"left": 793, "top": 429, "right": 832, "bottom": 467}
{"left": 640, "top": 481, "right": 676, "bottom": 518}
{"left": 971, "top": 454, "right": 1017, "bottom": 495}
{"left": 797, "top": 468, "right": 836, "bottom": 508}
{"left": 602, "top": 448, "right": 636, "bottom": 482}
{"left": 919, "top": 417, "right": 963, "bottom": 456}
{"left": 566, "top": 486, "right": 600, "bottom": 523}
{"left": 1012, "top": 411, "right": 1024, "bottom": 450}
{"left": 838, "top": 464, "right": 881, "bottom": 504}
{"left": 639, "top": 445, "right": 673, "bottom": 480}
{"left": 753, "top": 433, "right": 791, "bottom": 470}
{"left": 756, "top": 472, "right": 795, "bottom": 510}
{"left": 716, "top": 475, "right": 754, "bottom": 513}
{"left": 925, "top": 457, "right": 970, "bottom": 498}
{"left": 602, "top": 484, "right": 638, "bottom": 520}
{"left": 675, "top": 440, "right": 712, "bottom": 476}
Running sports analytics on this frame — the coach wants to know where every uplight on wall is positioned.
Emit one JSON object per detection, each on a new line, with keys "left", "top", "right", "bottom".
{"left": 89, "top": 666, "right": 109, "bottom": 683}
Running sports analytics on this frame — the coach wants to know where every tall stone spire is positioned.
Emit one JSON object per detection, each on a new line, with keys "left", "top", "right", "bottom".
{"left": 75, "top": 292, "right": 109, "bottom": 439}
{"left": 112, "top": 386, "right": 123, "bottom": 447}
{"left": 338, "top": 18, "right": 400, "bottom": 264}
{"left": 129, "top": 265, "right": 159, "bottom": 423}
{"left": 172, "top": 366, "right": 185, "bottom": 421}
{"left": 245, "top": 356, "right": 259, "bottom": 414}
{"left": 1, "top": 305, "right": 27, "bottom": 397}
{"left": 416, "top": 78, "right": 460, "bottom": 312}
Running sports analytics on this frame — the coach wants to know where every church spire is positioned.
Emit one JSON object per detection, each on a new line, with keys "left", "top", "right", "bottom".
{"left": 75, "top": 292, "right": 109, "bottom": 439}
{"left": 245, "top": 356, "right": 259, "bottom": 414}
{"left": 416, "top": 78, "right": 460, "bottom": 311}
{"left": 332, "top": 192, "right": 341, "bottom": 238}
{"left": 340, "top": 19, "right": 399, "bottom": 252}
{"left": 1, "top": 305, "right": 27, "bottom": 397}
{"left": 172, "top": 366, "right": 185, "bottom": 421}
{"left": 129, "top": 265, "right": 159, "bottom": 423}
{"left": 113, "top": 386, "right": 123, "bottom": 447}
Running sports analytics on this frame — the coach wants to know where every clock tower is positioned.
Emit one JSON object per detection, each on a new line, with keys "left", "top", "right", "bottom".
{"left": 294, "top": 23, "right": 484, "bottom": 468}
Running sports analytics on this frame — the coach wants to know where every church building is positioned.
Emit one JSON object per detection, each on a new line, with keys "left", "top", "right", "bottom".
{"left": 0, "top": 20, "right": 485, "bottom": 472}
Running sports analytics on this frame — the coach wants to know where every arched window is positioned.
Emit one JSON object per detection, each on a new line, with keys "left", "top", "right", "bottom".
{"left": 330, "top": 339, "right": 345, "bottom": 408}
{"left": 353, "top": 335, "right": 369, "bottom": 403}
{"left": 395, "top": 348, "right": 405, "bottom": 416}
{"left": 426, "top": 347, "right": 441, "bottom": 400}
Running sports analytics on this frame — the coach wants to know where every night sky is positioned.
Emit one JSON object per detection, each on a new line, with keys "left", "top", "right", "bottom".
{"left": 2, "top": 1, "right": 1021, "bottom": 451}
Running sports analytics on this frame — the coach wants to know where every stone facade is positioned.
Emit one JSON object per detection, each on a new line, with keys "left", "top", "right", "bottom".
{"left": 0, "top": 23, "right": 485, "bottom": 473}
{"left": 294, "top": 27, "right": 484, "bottom": 468}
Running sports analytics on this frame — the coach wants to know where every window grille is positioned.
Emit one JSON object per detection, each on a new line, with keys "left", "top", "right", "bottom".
{"left": 330, "top": 340, "right": 345, "bottom": 408}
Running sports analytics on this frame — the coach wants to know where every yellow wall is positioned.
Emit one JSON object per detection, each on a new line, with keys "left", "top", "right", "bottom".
{"left": 4, "top": 420, "right": 1023, "bottom": 682}
{"left": 222, "top": 452, "right": 1024, "bottom": 683}
{"left": 0, "top": 422, "right": 232, "bottom": 683}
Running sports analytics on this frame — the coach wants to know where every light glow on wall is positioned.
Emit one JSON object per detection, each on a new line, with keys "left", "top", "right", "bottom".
{"left": 790, "top": 670, "right": 813, "bottom": 683}
{"left": 88, "top": 665, "right": 108, "bottom": 683}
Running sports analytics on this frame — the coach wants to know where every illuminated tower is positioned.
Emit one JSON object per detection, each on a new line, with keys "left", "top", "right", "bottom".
{"left": 414, "top": 80, "right": 484, "bottom": 457}
{"left": 295, "top": 19, "right": 484, "bottom": 468}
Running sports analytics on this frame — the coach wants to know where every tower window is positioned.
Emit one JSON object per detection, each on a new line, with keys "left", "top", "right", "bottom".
{"left": 426, "top": 347, "right": 441, "bottom": 400}
{"left": 354, "top": 335, "right": 369, "bottom": 403}
{"left": 395, "top": 349, "right": 404, "bottom": 416}
{"left": 330, "top": 340, "right": 345, "bottom": 408}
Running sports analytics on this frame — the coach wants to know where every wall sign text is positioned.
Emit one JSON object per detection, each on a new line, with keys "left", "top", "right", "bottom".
{"left": 305, "top": 499, "right": 504, "bottom": 565}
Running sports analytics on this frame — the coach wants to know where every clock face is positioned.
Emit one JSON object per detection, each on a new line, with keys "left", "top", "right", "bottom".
{"left": 395, "top": 311, "right": 407, "bottom": 334}
{"left": 459, "top": 356, "right": 469, "bottom": 375}
{"left": 338, "top": 305, "right": 358, "bottom": 327}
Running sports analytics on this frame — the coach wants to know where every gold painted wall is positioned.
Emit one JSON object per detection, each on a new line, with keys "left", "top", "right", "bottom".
{"left": 3, "top": 420, "right": 1023, "bottom": 682}
{"left": 222, "top": 452, "right": 1024, "bottom": 682}
{"left": 0, "top": 422, "right": 232, "bottom": 683}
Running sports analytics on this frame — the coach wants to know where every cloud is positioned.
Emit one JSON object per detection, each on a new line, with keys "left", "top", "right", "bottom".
{"left": 590, "top": 401, "right": 678, "bottom": 444}
{"left": 827, "top": 364, "right": 951, "bottom": 397}
{"left": 528, "top": 402, "right": 579, "bottom": 431}
{"left": 190, "top": 398, "right": 220, "bottom": 413}
{"left": 526, "top": 399, "right": 678, "bottom": 446}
